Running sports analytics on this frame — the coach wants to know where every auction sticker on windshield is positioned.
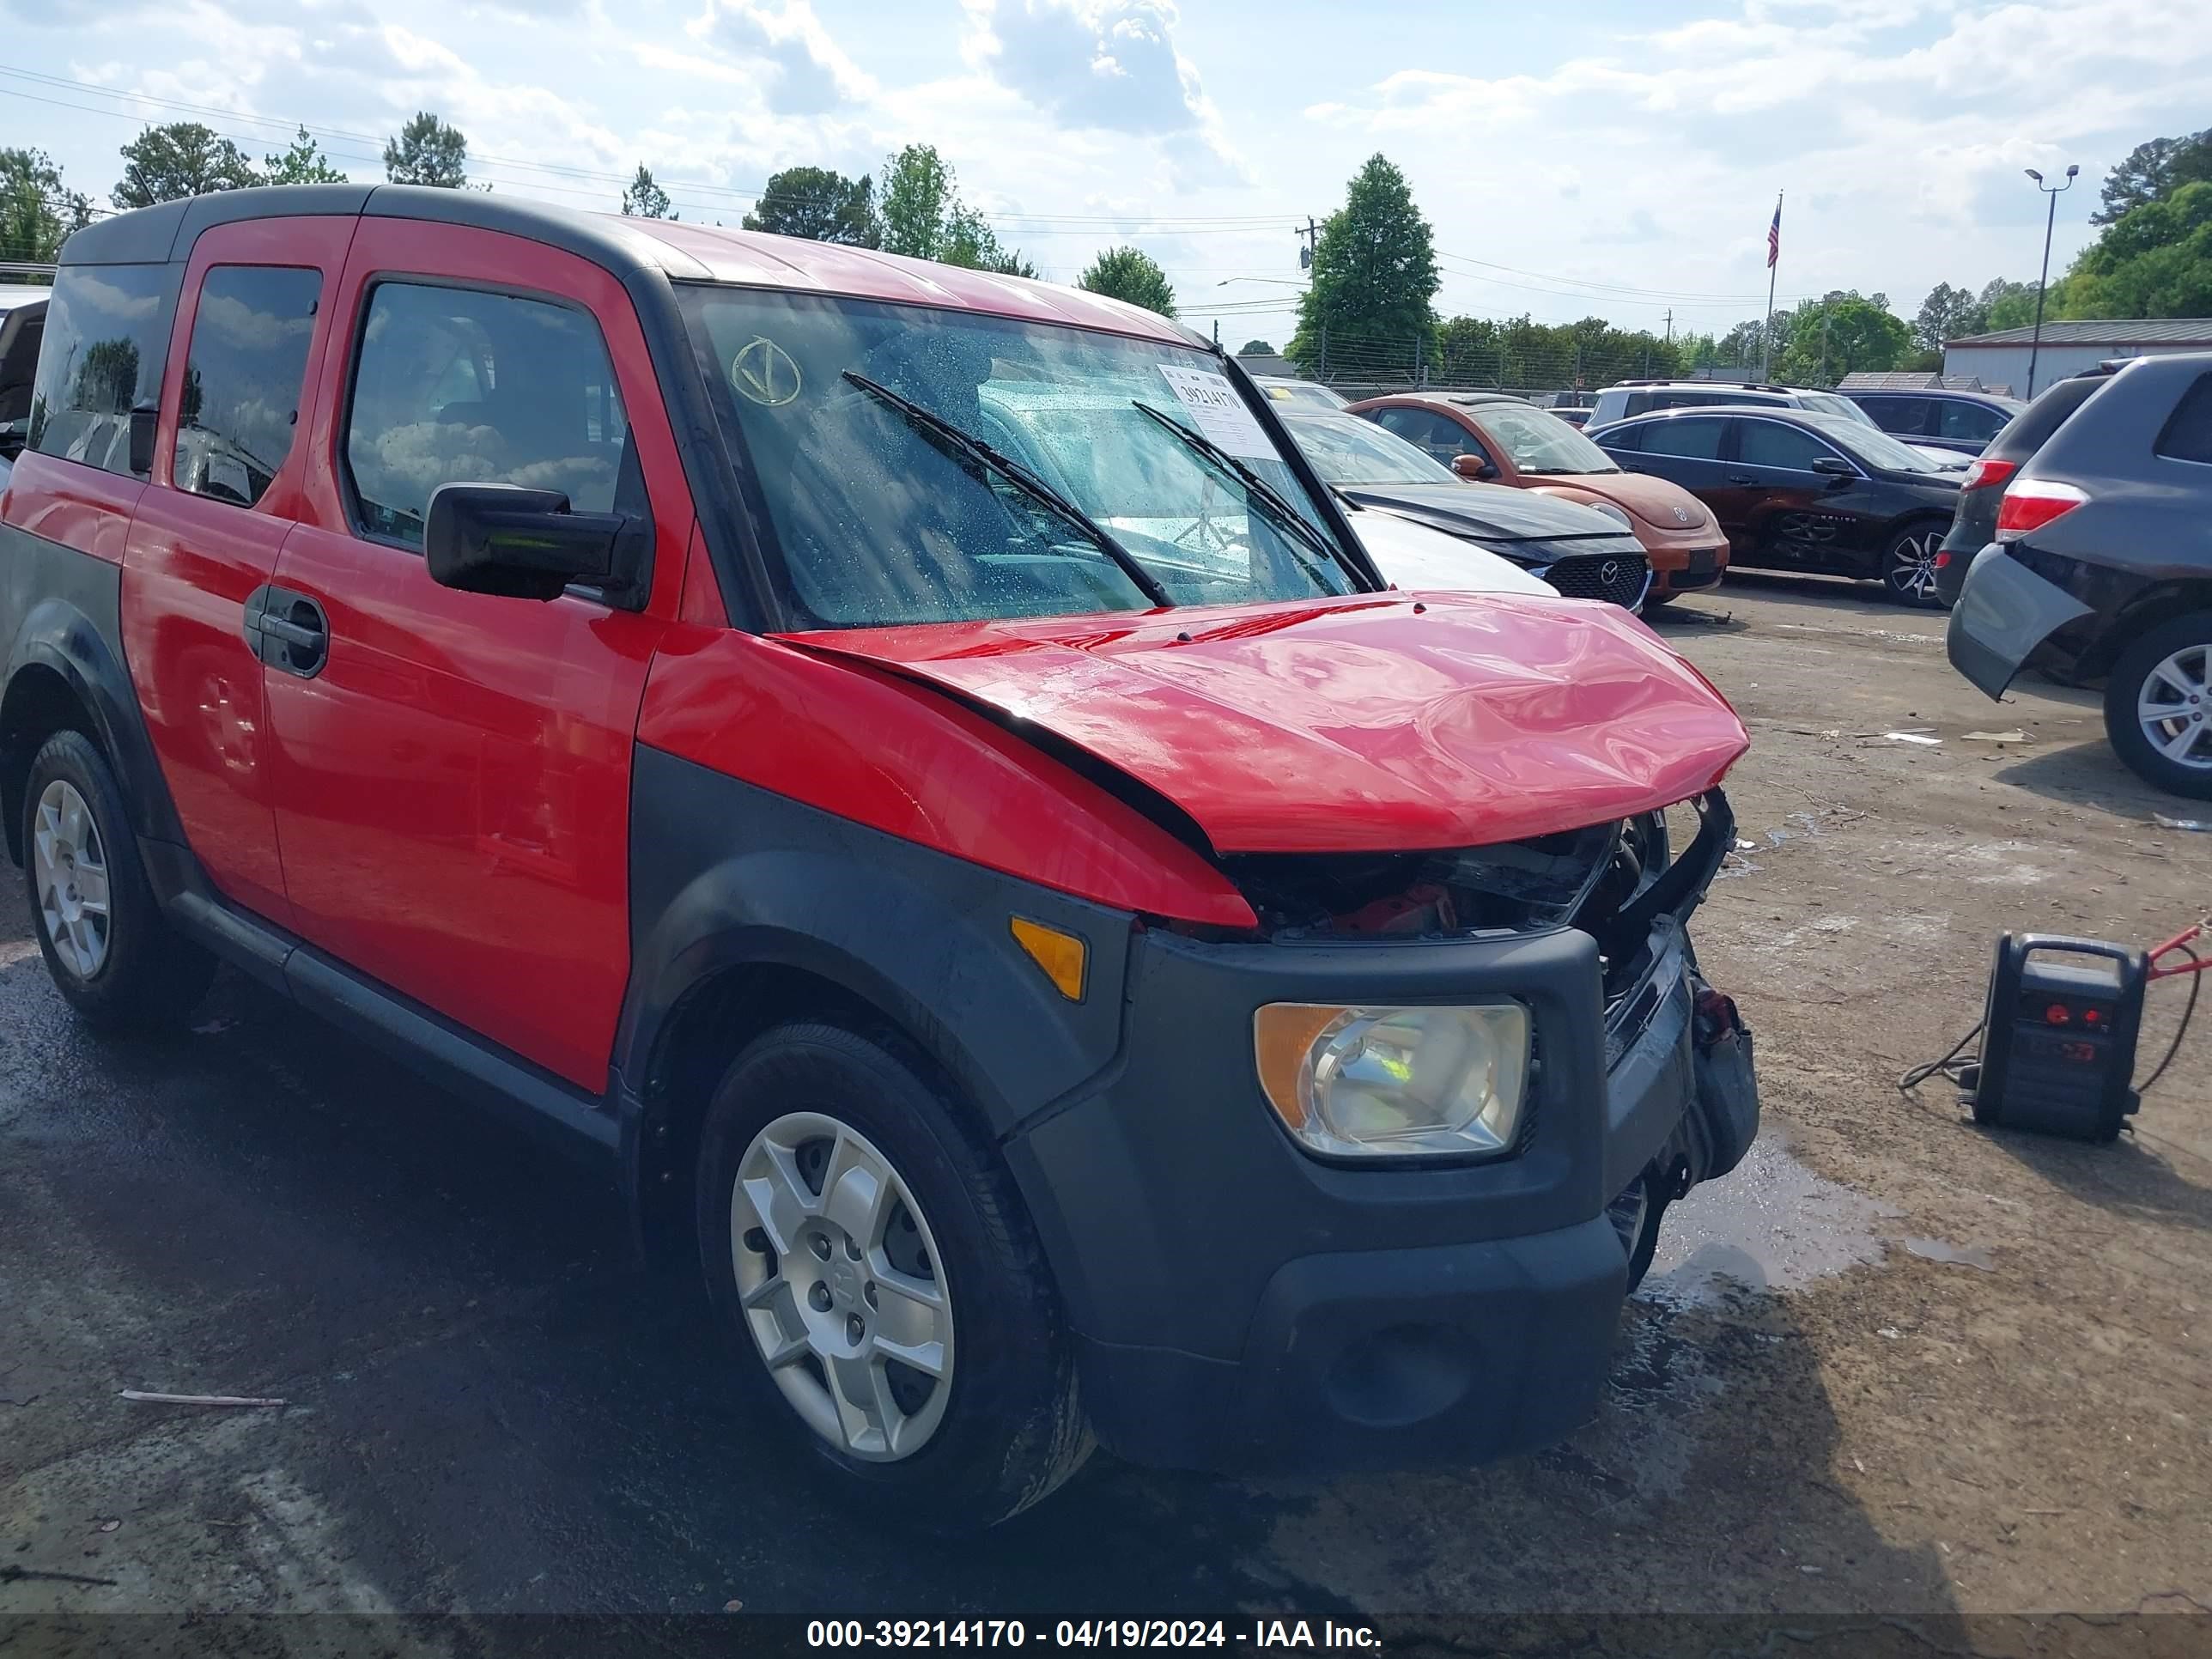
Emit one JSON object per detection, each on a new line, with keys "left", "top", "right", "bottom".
{"left": 1155, "top": 365, "right": 1275, "bottom": 460}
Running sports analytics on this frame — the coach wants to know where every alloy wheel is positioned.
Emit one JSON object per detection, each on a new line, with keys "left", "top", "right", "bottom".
{"left": 1887, "top": 530, "right": 1942, "bottom": 600}
{"left": 729, "top": 1111, "right": 954, "bottom": 1462}
{"left": 2136, "top": 642, "right": 2212, "bottom": 773}
{"left": 32, "top": 780, "right": 111, "bottom": 979}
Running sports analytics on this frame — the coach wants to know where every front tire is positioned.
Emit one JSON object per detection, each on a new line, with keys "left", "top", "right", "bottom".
{"left": 1879, "top": 521, "right": 1947, "bottom": 608}
{"left": 695, "top": 1022, "right": 1091, "bottom": 1532}
{"left": 21, "top": 731, "right": 216, "bottom": 1030}
{"left": 2104, "top": 611, "right": 2212, "bottom": 799}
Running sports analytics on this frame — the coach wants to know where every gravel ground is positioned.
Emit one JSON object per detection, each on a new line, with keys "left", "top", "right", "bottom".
{"left": 2, "top": 572, "right": 2207, "bottom": 1644}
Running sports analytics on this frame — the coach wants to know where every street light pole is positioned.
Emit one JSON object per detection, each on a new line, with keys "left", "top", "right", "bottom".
{"left": 2023, "top": 163, "right": 2079, "bottom": 399}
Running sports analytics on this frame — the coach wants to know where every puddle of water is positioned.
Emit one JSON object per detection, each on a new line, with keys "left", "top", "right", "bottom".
{"left": 1637, "top": 1127, "right": 1896, "bottom": 1312}
{"left": 1901, "top": 1237, "right": 1995, "bottom": 1272}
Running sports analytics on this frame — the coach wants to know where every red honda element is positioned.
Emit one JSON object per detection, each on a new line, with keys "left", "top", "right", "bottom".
{"left": 0, "top": 186, "right": 1758, "bottom": 1530}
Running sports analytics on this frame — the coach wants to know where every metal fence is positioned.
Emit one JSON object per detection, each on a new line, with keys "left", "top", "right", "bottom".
{"left": 1276, "top": 331, "right": 1761, "bottom": 404}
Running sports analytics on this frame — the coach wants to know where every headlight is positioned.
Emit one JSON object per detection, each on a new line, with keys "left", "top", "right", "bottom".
{"left": 1587, "top": 501, "right": 1635, "bottom": 531}
{"left": 1253, "top": 1003, "right": 1530, "bottom": 1159}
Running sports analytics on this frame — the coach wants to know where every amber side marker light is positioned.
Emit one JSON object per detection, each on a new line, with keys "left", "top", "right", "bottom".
{"left": 1010, "top": 917, "right": 1087, "bottom": 1001}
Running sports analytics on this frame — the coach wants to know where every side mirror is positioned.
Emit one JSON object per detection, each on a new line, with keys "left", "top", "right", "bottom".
{"left": 127, "top": 403, "right": 159, "bottom": 477}
{"left": 1810, "top": 455, "right": 1855, "bottom": 479}
{"left": 425, "top": 483, "right": 647, "bottom": 604}
{"left": 1453, "top": 453, "right": 1498, "bottom": 481}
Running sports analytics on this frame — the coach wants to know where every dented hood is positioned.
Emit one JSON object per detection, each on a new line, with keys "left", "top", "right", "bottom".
{"left": 781, "top": 592, "right": 1748, "bottom": 855}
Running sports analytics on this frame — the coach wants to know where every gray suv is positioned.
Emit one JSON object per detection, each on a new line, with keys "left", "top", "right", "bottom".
{"left": 1589, "top": 380, "right": 1873, "bottom": 429}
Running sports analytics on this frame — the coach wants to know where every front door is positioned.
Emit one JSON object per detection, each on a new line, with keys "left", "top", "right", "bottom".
{"left": 123, "top": 218, "right": 353, "bottom": 927}
{"left": 262, "top": 221, "right": 690, "bottom": 1091}
{"left": 1727, "top": 416, "right": 1871, "bottom": 572}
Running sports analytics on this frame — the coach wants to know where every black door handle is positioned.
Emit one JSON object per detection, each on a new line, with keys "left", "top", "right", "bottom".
{"left": 243, "top": 586, "right": 330, "bottom": 678}
{"left": 1726, "top": 474, "right": 1759, "bottom": 485}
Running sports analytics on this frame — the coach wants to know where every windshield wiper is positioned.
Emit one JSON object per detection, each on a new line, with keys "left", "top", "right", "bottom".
{"left": 1129, "top": 401, "right": 1356, "bottom": 583}
{"left": 843, "top": 371, "right": 1171, "bottom": 608}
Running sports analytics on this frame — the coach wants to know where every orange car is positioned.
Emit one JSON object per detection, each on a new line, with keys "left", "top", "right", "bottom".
{"left": 1348, "top": 392, "right": 1729, "bottom": 604}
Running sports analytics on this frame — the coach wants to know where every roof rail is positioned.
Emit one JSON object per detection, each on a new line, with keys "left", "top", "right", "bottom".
{"left": 0, "top": 262, "right": 58, "bottom": 281}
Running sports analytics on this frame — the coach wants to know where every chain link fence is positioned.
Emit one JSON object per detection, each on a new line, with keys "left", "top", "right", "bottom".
{"left": 1258, "top": 331, "right": 1767, "bottom": 406}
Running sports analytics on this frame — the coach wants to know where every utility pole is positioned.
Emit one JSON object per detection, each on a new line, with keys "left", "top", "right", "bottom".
{"left": 1296, "top": 217, "right": 1318, "bottom": 270}
{"left": 1819, "top": 304, "right": 1831, "bottom": 386}
{"left": 1664, "top": 307, "right": 1674, "bottom": 347}
{"left": 2024, "top": 164, "right": 2079, "bottom": 398}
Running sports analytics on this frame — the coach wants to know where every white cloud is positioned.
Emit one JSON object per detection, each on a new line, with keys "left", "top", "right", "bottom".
{"left": 690, "top": 0, "right": 873, "bottom": 116}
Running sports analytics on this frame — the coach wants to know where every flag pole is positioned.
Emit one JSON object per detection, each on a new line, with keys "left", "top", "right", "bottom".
{"left": 1761, "top": 190, "right": 1782, "bottom": 381}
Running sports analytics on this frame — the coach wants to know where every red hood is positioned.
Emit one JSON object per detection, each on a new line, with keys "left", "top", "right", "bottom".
{"left": 781, "top": 593, "right": 1747, "bottom": 854}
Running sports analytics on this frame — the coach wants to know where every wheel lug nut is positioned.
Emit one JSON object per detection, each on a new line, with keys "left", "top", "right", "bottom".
{"left": 844, "top": 1236, "right": 862, "bottom": 1261}
{"left": 847, "top": 1314, "right": 864, "bottom": 1345}
{"left": 809, "top": 1282, "right": 833, "bottom": 1312}
{"left": 864, "top": 1282, "right": 878, "bottom": 1309}
{"left": 743, "top": 1228, "right": 769, "bottom": 1255}
{"left": 810, "top": 1234, "right": 832, "bottom": 1261}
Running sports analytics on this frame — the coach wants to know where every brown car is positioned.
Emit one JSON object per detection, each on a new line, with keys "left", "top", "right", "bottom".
{"left": 1348, "top": 392, "right": 1729, "bottom": 603}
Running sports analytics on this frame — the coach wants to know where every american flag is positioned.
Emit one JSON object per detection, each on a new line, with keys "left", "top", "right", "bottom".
{"left": 1766, "top": 197, "right": 1782, "bottom": 269}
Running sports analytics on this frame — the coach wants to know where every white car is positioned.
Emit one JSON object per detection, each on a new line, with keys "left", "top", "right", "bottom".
{"left": 1346, "top": 505, "right": 1559, "bottom": 599}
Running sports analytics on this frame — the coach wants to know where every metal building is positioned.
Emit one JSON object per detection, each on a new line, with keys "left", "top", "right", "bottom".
{"left": 1943, "top": 319, "right": 2212, "bottom": 398}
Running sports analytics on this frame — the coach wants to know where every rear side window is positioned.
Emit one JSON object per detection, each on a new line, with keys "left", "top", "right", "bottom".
{"left": 1939, "top": 400, "right": 2005, "bottom": 442}
{"left": 1598, "top": 423, "right": 1644, "bottom": 453}
{"left": 1650, "top": 391, "right": 1726, "bottom": 411}
{"left": 175, "top": 266, "right": 322, "bottom": 507}
{"left": 1639, "top": 416, "right": 1724, "bottom": 459}
{"left": 1996, "top": 374, "right": 2109, "bottom": 459}
{"left": 343, "top": 282, "right": 634, "bottom": 548}
{"left": 2156, "top": 373, "right": 2212, "bottom": 465}
{"left": 27, "top": 263, "right": 179, "bottom": 479}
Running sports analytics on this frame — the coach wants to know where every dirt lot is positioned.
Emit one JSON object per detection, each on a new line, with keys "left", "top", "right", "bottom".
{"left": 2, "top": 573, "right": 2208, "bottom": 1644}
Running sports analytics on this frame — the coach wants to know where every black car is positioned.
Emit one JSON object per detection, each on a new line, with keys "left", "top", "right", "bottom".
{"left": 1948, "top": 351, "right": 2212, "bottom": 798}
{"left": 1590, "top": 405, "right": 1961, "bottom": 605}
{"left": 1934, "top": 364, "right": 2120, "bottom": 606}
{"left": 1844, "top": 387, "right": 2026, "bottom": 458}
{"left": 1281, "top": 408, "right": 1653, "bottom": 608}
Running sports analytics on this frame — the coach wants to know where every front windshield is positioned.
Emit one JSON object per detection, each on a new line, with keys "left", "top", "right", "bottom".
{"left": 1471, "top": 402, "right": 1620, "bottom": 475}
{"left": 1802, "top": 411, "right": 1947, "bottom": 473}
{"left": 1803, "top": 392, "right": 1876, "bottom": 426}
{"left": 681, "top": 289, "right": 1358, "bottom": 629}
{"left": 1281, "top": 410, "right": 1459, "bottom": 485}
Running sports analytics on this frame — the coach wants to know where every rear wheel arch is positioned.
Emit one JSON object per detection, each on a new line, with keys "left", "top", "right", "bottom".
{"left": 1, "top": 660, "right": 105, "bottom": 867}
{"left": 2079, "top": 579, "right": 2212, "bottom": 680}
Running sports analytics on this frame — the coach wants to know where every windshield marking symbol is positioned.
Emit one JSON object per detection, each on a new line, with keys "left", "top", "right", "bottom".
{"left": 732, "top": 337, "right": 803, "bottom": 406}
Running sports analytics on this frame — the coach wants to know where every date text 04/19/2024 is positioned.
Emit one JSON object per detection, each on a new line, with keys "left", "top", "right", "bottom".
{"left": 804, "top": 1621, "right": 1382, "bottom": 1649}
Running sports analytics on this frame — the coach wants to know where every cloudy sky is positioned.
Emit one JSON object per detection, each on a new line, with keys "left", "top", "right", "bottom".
{"left": 6, "top": 0, "right": 2209, "bottom": 345}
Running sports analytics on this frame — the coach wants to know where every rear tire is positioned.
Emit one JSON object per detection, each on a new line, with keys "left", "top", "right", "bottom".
{"left": 694, "top": 1022, "right": 1091, "bottom": 1533}
{"left": 2103, "top": 611, "right": 2212, "bottom": 800}
{"left": 21, "top": 730, "right": 216, "bottom": 1031}
{"left": 1879, "top": 521, "right": 1947, "bottom": 608}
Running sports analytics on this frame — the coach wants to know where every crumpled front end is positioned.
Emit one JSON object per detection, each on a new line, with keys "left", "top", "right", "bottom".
{"left": 1002, "top": 787, "right": 1759, "bottom": 1476}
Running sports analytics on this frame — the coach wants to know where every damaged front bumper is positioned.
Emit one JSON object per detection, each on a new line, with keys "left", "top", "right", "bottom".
{"left": 1003, "top": 791, "right": 1760, "bottom": 1476}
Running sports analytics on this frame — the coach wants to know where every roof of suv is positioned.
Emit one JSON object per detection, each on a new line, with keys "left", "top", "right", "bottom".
{"left": 58, "top": 183, "right": 1201, "bottom": 349}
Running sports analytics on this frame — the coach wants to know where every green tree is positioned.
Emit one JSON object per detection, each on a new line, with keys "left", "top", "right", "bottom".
{"left": 1978, "top": 278, "right": 2046, "bottom": 332}
{"left": 621, "top": 164, "right": 673, "bottom": 219}
{"left": 1238, "top": 338, "right": 1274, "bottom": 355}
{"left": 112, "top": 122, "right": 259, "bottom": 209}
{"left": 1076, "top": 246, "right": 1176, "bottom": 317}
{"left": 2061, "top": 180, "right": 2212, "bottom": 319}
{"left": 875, "top": 145, "right": 1031, "bottom": 274}
{"left": 741, "top": 166, "right": 878, "bottom": 245}
{"left": 878, "top": 143, "right": 955, "bottom": 259}
{"left": 1288, "top": 155, "right": 1438, "bottom": 379}
{"left": 1912, "top": 281, "right": 1984, "bottom": 351}
{"left": 0, "top": 149, "right": 91, "bottom": 270}
{"left": 383, "top": 112, "right": 468, "bottom": 188}
{"left": 261, "top": 126, "right": 347, "bottom": 186}
{"left": 2092, "top": 130, "right": 2212, "bottom": 225}
{"left": 1774, "top": 292, "right": 1911, "bottom": 385}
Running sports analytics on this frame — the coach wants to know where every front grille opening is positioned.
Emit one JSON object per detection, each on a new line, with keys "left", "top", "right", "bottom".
{"left": 1546, "top": 552, "right": 1650, "bottom": 608}
{"left": 1220, "top": 811, "right": 1675, "bottom": 949}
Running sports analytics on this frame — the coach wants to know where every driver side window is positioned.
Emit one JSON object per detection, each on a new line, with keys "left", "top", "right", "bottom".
{"left": 343, "top": 282, "right": 640, "bottom": 549}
